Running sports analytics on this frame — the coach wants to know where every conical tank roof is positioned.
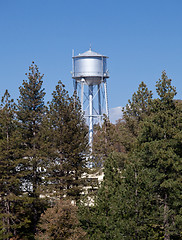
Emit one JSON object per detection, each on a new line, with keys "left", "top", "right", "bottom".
{"left": 73, "top": 48, "right": 108, "bottom": 58}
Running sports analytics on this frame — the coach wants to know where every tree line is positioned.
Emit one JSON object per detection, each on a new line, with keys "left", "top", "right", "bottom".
{"left": 0, "top": 62, "right": 88, "bottom": 239}
{"left": 0, "top": 63, "right": 181, "bottom": 239}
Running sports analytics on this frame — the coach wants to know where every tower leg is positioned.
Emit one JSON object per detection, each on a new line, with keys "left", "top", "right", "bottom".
{"left": 81, "top": 79, "right": 84, "bottom": 112}
{"left": 98, "top": 84, "right": 102, "bottom": 125}
{"left": 104, "top": 79, "right": 109, "bottom": 118}
{"left": 89, "top": 85, "right": 93, "bottom": 150}
{"left": 73, "top": 80, "right": 78, "bottom": 107}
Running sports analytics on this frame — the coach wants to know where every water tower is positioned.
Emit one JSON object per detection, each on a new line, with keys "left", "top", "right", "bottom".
{"left": 72, "top": 48, "right": 109, "bottom": 149}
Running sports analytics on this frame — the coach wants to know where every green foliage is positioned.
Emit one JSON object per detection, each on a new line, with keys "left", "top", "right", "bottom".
{"left": 17, "top": 62, "right": 47, "bottom": 237}
{"left": 1, "top": 63, "right": 182, "bottom": 240}
{"left": 0, "top": 63, "right": 89, "bottom": 239}
{"left": 41, "top": 81, "right": 88, "bottom": 201}
{"left": 134, "top": 72, "right": 182, "bottom": 239}
{"left": 79, "top": 153, "right": 125, "bottom": 240}
{"left": 0, "top": 90, "right": 28, "bottom": 239}
{"left": 81, "top": 72, "right": 182, "bottom": 240}
{"left": 120, "top": 81, "right": 153, "bottom": 151}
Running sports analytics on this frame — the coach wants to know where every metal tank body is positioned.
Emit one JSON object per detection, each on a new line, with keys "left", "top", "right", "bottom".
{"left": 72, "top": 49, "right": 109, "bottom": 85}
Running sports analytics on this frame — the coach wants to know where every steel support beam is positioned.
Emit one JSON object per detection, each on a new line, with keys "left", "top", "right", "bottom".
{"left": 104, "top": 79, "right": 109, "bottom": 118}
{"left": 89, "top": 85, "right": 93, "bottom": 149}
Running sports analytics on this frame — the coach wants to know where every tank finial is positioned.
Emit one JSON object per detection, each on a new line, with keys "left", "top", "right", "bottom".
{"left": 89, "top": 43, "right": 92, "bottom": 51}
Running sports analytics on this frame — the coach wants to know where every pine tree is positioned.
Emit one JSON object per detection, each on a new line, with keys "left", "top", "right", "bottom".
{"left": 45, "top": 81, "right": 88, "bottom": 201}
{"left": 117, "top": 154, "right": 161, "bottom": 239}
{"left": 134, "top": 72, "right": 182, "bottom": 239}
{"left": 120, "top": 81, "right": 153, "bottom": 152}
{"left": 115, "top": 72, "right": 182, "bottom": 239}
{"left": 17, "top": 62, "right": 47, "bottom": 236}
{"left": 0, "top": 90, "right": 28, "bottom": 239}
{"left": 79, "top": 153, "right": 127, "bottom": 240}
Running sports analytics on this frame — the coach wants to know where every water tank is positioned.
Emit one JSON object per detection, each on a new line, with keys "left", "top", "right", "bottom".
{"left": 72, "top": 48, "right": 109, "bottom": 85}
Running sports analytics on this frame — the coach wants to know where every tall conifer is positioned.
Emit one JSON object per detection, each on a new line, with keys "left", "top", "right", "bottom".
{"left": 120, "top": 81, "right": 153, "bottom": 152}
{"left": 17, "top": 62, "right": 46, "bottom": 236}
{"left": 0, "top": 90, "right": 27, "bottom": 239}
{"left": 135, "top": 72, "right": 182, "bottom": 239}
{"left": 46, "top": 81, "right": 88, "bottom": 201}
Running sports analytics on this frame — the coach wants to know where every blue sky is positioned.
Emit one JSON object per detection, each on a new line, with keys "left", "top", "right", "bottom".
{"left": 0, "top": 0, "right": 182, "bottom": 121}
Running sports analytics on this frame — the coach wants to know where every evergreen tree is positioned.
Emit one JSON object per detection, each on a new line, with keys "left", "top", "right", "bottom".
{"left": 120, "top": 81, "right": 153, "bottom": 152}
{"left": 0, "top": 90, "right": 28, "bottom": 239}
{"left": 80, "top": 73, "right": 182, "bottom": 239}
{"left": 17, "top": 62, "right": 47, "bottom": 237}
{"left": 45, "top": 81, "right": 88, "bottom": 201}
{"left": 114, "top": 72, "right": 182, "bottom": 239}
{"left": 134, "top": 72, "right": 182, "bottom": 239}
{"left": 115, "top": 73, "right": 182, "bottom": 239}
{"left": 79, "top": 153, "right": 126, "bottom": 240}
